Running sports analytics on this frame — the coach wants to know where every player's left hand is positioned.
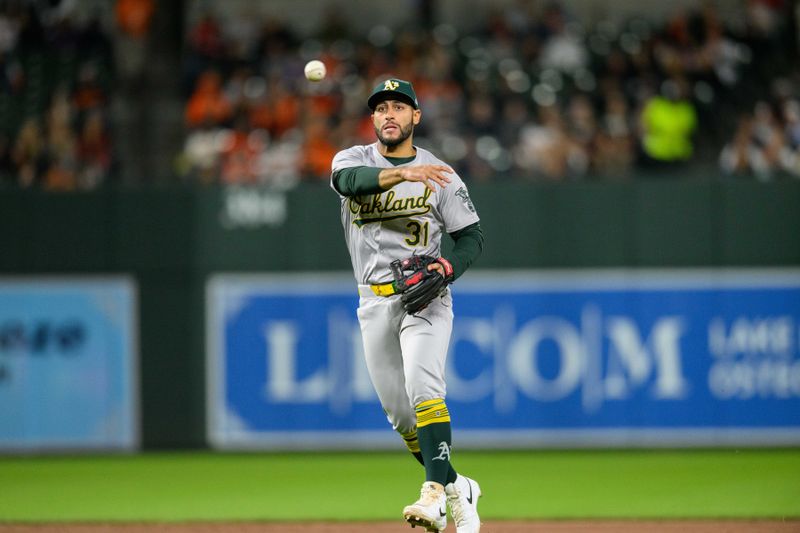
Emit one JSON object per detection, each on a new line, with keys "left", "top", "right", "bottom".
{"left": 391, "top": 256, "right": 454, "bottom": 314}
{"left": 427, "top": 258, "right": 453, "bottom": 280}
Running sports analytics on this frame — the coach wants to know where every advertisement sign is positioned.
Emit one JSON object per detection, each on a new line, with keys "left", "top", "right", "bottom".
{"left": 0, "top": 278, "right": 138, "bottom": 452}
{"left": 207, "top": 270, "right": 800, "bottom": 449}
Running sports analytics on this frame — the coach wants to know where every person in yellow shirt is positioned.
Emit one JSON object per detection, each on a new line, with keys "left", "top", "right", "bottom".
{"left": 639, "top": 77, "right": 698, "bottom": 168}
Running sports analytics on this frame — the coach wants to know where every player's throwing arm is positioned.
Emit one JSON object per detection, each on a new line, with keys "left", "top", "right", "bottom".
{"left": 378, "top": 165, "right": 454, "bottom": 192}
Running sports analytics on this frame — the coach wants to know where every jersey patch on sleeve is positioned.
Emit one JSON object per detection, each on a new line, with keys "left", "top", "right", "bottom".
{"left": 454, "top": 186, "right": 476, "bottom": 213}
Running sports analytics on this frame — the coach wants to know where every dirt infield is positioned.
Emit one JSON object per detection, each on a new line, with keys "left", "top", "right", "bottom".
{"left": 1, "top": 521, "right": 799, "bottom": 532}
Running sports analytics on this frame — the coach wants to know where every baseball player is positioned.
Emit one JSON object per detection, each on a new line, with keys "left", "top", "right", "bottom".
{"left": 330, "top": 78, "right": 484, "bottom": 533}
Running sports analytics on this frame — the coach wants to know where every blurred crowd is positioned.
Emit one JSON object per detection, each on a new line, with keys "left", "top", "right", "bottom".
{"left": 0, "top": 0, "right": 124, "bottom": 190}
{"left": 176, "top": 0, "right": 800, "bottom": 187}
{"left": 0, "top": 0, "right": 798, "bottom": 190}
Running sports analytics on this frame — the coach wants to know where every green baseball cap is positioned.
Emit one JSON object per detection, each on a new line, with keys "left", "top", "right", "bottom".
{"left": 367, "top": 78, "right": 419, "bottom": 110}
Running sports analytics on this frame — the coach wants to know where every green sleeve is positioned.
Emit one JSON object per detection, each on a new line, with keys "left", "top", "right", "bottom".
{"left": 444, "top": 222, "right": 484, "bottom": 280}
{"left": 332, "top": 167, "right": 383, "bottom": 196}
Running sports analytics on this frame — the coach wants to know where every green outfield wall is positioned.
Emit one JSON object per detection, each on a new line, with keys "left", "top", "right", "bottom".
{"left": 1, "top": 179, "right": 799, "bottom": 448}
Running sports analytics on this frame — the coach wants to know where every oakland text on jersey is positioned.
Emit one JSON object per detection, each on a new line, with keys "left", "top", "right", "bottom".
{"left": 349, "top": 187, "right": 432, "bottom": 226}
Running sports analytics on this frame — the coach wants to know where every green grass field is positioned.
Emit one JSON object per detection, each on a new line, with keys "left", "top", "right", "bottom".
{"left": 1, "top": 449, "right": 799, "bottom": 522}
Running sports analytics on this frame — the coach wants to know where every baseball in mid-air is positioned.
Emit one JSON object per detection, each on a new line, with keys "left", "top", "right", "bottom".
{"left": 304, "top": 60, "right": 326, "bottom": 82}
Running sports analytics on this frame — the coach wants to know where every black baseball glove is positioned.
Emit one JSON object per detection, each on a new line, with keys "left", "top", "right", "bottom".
{"left": 390, "top": 255, "right": 454, "bottom": 314}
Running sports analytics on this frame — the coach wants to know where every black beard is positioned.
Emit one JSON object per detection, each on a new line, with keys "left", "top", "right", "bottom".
{"left": 376, "top": 122, "right": 414, "bottom": 147}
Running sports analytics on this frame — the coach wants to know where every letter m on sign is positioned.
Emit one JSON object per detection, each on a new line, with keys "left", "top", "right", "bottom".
{"left": 604, "top": 317, "right": 688, "bottom": 400}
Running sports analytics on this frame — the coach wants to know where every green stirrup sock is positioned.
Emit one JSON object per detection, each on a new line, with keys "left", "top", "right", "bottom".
{"left": 415, "top": 399, "right": 453, "bottom": 486}
{"left": 413, "top": 451, "right": 457, "bottom": 484}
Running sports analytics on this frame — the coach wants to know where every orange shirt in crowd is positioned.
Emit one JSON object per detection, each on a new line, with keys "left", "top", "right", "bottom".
{"left": 185, "top": 70, "right": 232, "bottom": 127}
{"left": 220, "top": 129, "right": 263, "bottom": 184}
{"left": 302, "top": 117, "right": 337, "bottom": 179}
{"left": 270, "top": 93, "right": 300, "bottom": 138}
{"left": 116, "top": 0, "right": 155, "bottom": 38}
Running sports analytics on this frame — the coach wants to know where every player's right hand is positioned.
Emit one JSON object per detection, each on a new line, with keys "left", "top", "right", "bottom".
{"left": 398, "top": 165, "right": 453, "bottom": 192}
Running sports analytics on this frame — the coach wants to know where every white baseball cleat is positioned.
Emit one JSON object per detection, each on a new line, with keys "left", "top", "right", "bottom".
{"left": 445, "top": 474, "right": 482, "bottom": 533}
{"left": 403, "top": 481, "right": 448, "bottom": 532}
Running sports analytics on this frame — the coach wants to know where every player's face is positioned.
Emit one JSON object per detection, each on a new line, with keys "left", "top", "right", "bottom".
{"left": 372, "top": 100, "right": 421, "bottom": 147}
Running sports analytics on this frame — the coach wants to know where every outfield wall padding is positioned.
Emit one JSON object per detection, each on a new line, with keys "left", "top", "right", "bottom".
{"left": 1, "top": 179, "right": 798, "bottom": 448}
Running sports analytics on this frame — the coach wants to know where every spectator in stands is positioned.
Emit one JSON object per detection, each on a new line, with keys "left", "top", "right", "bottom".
{"left": 0, "top": 51, "right": 24, "bottom": 95}
{"left": 268, "top": 81, "right": 301, "bottom": 139}
{"left": 39, "top": 89, "right": 78, "bottom": 191}
{"left": 11, "top": 118, "right": 45, "bottom": 187}
{"left": 42, "top": 155, "right": 77, "bottom": 191}
{"left": 184, "top": 12, "right": 226, "bottom": 94}
{"left": 177, "top": 119, "right": 222, "bottom": 184}
{"left": 254, "top": 18, "right": 298, "bottom": 78}
{"left": 465, "top": 93, "right": 498, "bottom": 136}
{"left": 779, "top": 99, "right": 800, "bottom": 178}
{"left": 0, "top": 1, "right": 116, "bottom": 190}
{"left": 515, "top": 104, "right": 588, "bottom": 180}
{"left": 720, "top": 115, "right": 761, "bottom": 177}
{"left": 115, "top": 0, "right": 154, "bottom": 86}
{"left": 720, "top": 102, "right": 786, "bottom": 180}
{"left": 73, "top": 63, "right": 106, "bottom": 113}
{"left": 220, "top": 114, "right": 263, "bottom": 185}
{"left": 77, "top": 110, "right": 114, "bottom": 188}
{"left": 45, "top": 90, "right": 77, "bottom": 167}
{"left": 497, "top": 97, "right": 530, "bottom": 149}
{"left": 638, "top": 77, "right": 698, "bottom": 170}
{"left": 175, "top": 0, "right": 797, "bottom": 185}
{"left": 185, "top": 69, "right": 232, "bottom": 128}
{"left": 565, "top": 93, "right": 597, "bottom": 159}
{"left": 750, "top": 99, "right": 786, "bottom": 175}
{"left": 222, "top": 67, "right": 253, "bottom": 116}
{"left": 300, "top": 115, "right": 337, "bottom": 181}
{"left": 460, "top": 134, "right": 495, "bottom": 182}
{"left": 225, "top": 7, "right": 262, "bottom": 63}
{"left": 246, "top": 80, "right": 274, "bottom": 132}
{"left": 0, "top": 3, "right": 20, "bottom": 56}
{"left": 593, "top": 91, "right": 635, "bottom": 178}
{"left": 537, "top": 3, "right": 588, "bottom": 73}
{"left": 257, "top": 129, "right": 301, "bottom": 189}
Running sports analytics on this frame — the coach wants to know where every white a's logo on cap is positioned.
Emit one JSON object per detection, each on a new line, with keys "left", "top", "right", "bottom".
{"left": 384, "top": 80, "right": 400, "bottom": 91}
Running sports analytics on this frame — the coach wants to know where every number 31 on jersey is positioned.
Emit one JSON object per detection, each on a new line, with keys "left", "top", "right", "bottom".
{"left": 405, "top": 220, "right": 429, "bottom": 247}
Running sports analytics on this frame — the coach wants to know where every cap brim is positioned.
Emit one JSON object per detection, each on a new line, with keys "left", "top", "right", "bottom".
{"left": 368, "top": 91, "right": 418, "bottom": 110}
